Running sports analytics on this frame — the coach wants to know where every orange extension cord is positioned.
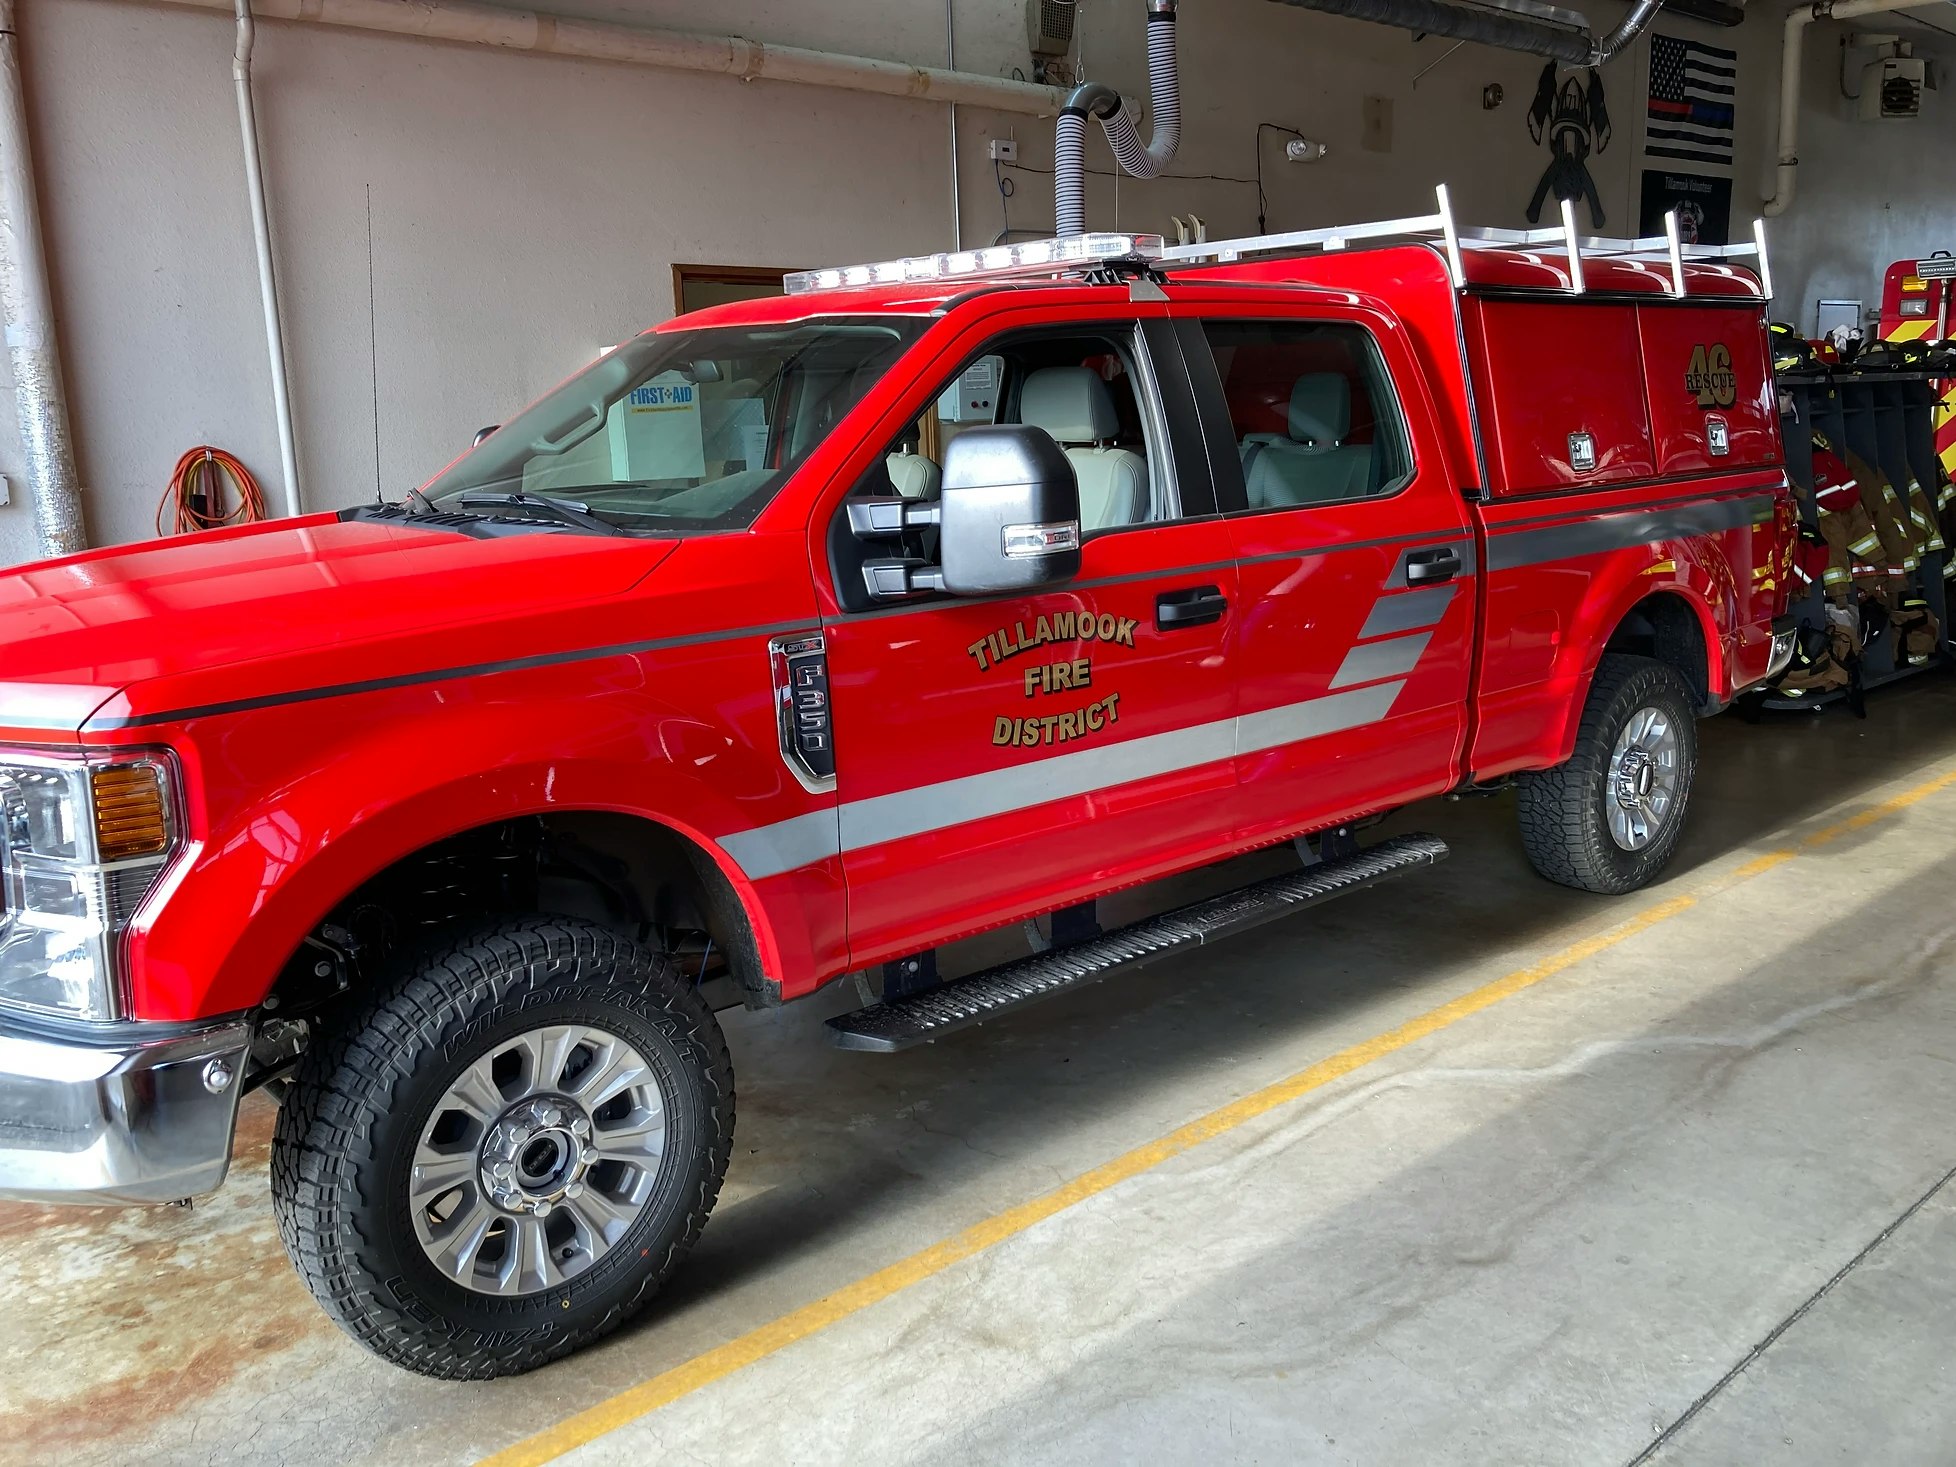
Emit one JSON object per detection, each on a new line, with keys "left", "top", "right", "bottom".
{"left": 157, "top": 446, "right": 268, "bottom": 536}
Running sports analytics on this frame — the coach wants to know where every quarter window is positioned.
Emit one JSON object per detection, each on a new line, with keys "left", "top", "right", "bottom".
{"left": 1199, "top": 320, "right": 1414, "bottom": 511}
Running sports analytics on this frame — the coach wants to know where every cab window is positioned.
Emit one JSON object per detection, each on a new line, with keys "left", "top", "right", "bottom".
{"left": 1198, "top": 320, "right": 1414, "bottom": 511}
{"left": 852, "top": 326, "right": 1174, "bottom": 535}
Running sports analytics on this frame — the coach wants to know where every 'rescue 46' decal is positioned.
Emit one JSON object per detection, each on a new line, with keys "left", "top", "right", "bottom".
{"left": 1685, "top": 343, "right": 1737, "bottom": 408}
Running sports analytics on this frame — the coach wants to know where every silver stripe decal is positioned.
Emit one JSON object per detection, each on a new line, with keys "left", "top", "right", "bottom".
{"left": 731, "top": 682, "right": 1407, "bottom": 881}
{"left": 719, "top": 810, "right": 842, "bottom": 881}
{"left": 839, "top": 716, "right": 1232, "bottom": 855}
{"left": 1330, "top": 632, "right": 1432, "bottom": 690}
{"left": 1486, "top": 493, "right": 1773, "bottom": 573}
{"left": 1358, "top": 585, "right": 1455, "bottom": 640}
{"left": 1237, "top": 682, "right": 1403, "bottom": 754}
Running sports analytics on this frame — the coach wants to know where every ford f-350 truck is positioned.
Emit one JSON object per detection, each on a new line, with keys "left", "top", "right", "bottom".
{"left": 0, "top": 196, "right": 1795, "bottom": 1377}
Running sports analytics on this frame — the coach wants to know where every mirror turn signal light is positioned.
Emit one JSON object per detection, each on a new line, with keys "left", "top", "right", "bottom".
{"left": 91, "top": 763, "right": 172, "bottom": 862}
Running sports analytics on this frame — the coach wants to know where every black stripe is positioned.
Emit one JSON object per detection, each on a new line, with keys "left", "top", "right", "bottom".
{"left": 1681, "top": 79, "right": 1736, "bottom": 97}
{"left": 1681, "top": 59, "right": 1737, "bottom": 78}
{"left": 1683, "top": 39, "right": 1738, "bottom": 60}
{"left": 1646, "top": 145, "right": 1733, "bottom": 166}
{"left": 1487, "top": 474, "right": 1783, "bottom": 515}
{"left": 83, "top": 619, "right": 819, "bottom": 732}
{"left": 1648, "top": 125, "right": 1736, "bottom": 145}
{"left": 1486, "top": 494, "right": 1773, "bottom": 572}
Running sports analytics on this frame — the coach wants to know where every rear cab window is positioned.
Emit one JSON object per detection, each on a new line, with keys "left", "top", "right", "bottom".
{"left": 1190, "top": 318, "right": 1416, "bottom": 514}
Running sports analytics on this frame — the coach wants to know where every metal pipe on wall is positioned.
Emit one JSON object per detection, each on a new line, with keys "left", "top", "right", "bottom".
{"left": 946, "top": 0, "right": 962, "bottom": 249}
{"left": 0, "top": 0, "right": 86, "bottom": 557}
{"left": 1763, "top": 0, "right": 1937, "bottom": 218}
{"left": 146, "top": 0, "right": 1069, "bottom": 116}
{"left": 232, "top": 0, "right": 302, "bottom": 516}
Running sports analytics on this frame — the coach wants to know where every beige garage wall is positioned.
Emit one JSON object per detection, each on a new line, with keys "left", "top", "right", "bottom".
{"left": 1768, "top": 17, "right": 1956, "bottom": 335}
{"left": 13, "top": 0, "right": 1778, "bottom": 566}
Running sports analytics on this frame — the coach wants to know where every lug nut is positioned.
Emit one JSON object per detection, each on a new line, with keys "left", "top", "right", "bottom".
{"left": 541, "top": 1105, "right": 563, "bottom": 1126}
{"left": 570, "top": 1116, "right": 590, "bottom": 1136}
{"left": 530, "top": 1200, "right": 551, "bottom": 1216}
{"left": 564, "top": 1182, "right": 584, "bottom": 1200}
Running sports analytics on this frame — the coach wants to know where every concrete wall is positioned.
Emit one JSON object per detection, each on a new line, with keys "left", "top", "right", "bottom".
{"left": 1767, "top": 18, "right": 1956, "bottom": 336}
{"left": 13, "top": 0, "right": 1779, "bottom": 566}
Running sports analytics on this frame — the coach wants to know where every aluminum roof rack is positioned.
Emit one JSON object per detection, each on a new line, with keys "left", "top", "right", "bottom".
{"left": 1157, "top": 183, "right": 1773, "bottom": 300}
{"left": 784, "top": 184, "right": 1770, "bottom": 302}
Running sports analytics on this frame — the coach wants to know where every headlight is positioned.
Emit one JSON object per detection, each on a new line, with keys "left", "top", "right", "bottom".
{"left": 0, "top": 753, "right": 179, "bottom": 1021}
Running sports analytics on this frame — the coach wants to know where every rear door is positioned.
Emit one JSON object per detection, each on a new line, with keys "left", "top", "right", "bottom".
{"left": 816, "top": 301, "right": 1241, "bottom": 971}
{"left": 1172, "top": 293, "right": 1479, "bottom": 844}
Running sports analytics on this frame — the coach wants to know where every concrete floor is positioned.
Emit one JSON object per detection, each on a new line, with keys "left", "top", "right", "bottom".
{"left": 7, "top": 681, "right": 1956, "bottom": 1466}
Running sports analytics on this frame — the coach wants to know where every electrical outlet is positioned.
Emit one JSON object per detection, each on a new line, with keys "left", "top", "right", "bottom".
{"left": 989, "top": 137, "right": 1018, "bottom": 163}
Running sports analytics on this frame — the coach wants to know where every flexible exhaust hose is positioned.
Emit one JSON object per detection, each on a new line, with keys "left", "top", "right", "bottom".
{"left": 1054, "top": 0, "right": 1180, "bottom": 237}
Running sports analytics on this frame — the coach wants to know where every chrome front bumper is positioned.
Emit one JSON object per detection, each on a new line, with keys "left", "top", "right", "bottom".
{"left": 0, "top": 1017, "right": 249, "bottom": 1205}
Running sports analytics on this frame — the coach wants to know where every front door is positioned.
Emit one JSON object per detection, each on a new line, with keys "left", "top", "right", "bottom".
{"left": 1173, "top": 302, "right": 1479, "bottom": 844}
{"left": 821, "top": 312, "right": 1240, "bottom": 970}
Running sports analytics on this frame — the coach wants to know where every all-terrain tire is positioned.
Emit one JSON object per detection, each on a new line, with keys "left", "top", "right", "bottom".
{"left": 1516, "top": 653, "right": 1699, "bottom": 895}
{"left": 270, "top": 917, "right": 733, "bottom": 1379}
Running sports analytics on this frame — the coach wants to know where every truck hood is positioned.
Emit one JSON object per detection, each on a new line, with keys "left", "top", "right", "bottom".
{"left": 0, "top": 513, "right": 678, "bottom": 734}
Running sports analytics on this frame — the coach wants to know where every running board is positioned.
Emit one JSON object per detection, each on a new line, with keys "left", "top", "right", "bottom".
{"left": 826, "top": 833, "right": 1449, "bottom": 1053}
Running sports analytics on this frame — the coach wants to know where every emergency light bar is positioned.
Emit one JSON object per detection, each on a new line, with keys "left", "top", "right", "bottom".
{"left": 784, "top": 233, "right": 1166, "bottom": 296}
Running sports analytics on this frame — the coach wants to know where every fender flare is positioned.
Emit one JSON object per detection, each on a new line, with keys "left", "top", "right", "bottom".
{"left": 133, "top": 754, "right": 788, "bottom": 1021}
{"left": 1550, "top": 575, "right": 1727, "bottom": 764}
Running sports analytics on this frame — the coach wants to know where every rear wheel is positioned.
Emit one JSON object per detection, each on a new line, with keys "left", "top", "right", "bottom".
{"left": 1517, "top": 653, "right": 1698, "bottom": 895}
{"left": 271, "top": 917, "right": 733, "bottom": 1379}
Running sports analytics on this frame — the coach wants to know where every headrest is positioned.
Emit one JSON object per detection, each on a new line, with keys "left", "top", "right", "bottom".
{"left": 1021, "top": 366, "right": 1120, "bottom": 445}
{"left": 1288, "top": 373, "right": 1352, "bottom": 445}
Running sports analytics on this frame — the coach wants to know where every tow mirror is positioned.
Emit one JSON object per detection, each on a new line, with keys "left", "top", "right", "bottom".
{"left": 936, "top": 425, "right": 1081, "bottom": 595}
{"left": 851, "top": 425, "right": 1080, "bottom": 601}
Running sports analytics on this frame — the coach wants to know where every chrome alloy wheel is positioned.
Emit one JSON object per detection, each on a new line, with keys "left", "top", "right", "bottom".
{"left": 1606, "top": 705, "right": 1680, "bottom": 852}
{"left": 409, "top": 1024, "right": 667, "bottom": 1297}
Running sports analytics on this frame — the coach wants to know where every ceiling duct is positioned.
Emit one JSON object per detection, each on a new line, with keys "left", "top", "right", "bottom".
{"left": 1265, "top": 0, "right": 1663, "bottom": 66}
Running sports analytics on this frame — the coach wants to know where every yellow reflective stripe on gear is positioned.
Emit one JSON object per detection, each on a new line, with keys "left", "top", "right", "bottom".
{"left": 1850, "top": 532, "right": 1882, "bottom": 555}
{"left": 1941, "top": 486, "right": 1955, "bottom": 508}
{"left": 1823, "top": 568, "right": 1850, "bottom": 585}
{"left": 1905, "top": 556, "right": 1921, "bottom": 570}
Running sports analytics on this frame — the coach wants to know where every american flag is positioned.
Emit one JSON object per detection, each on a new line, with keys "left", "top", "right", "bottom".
{"left": 1646, "top": 33, "right": 1737, "bottom": 168}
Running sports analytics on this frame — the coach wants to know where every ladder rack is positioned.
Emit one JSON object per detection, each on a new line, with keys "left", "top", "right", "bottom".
{"left": 1157, "top": 183, "right": 1773, "bottom": 301}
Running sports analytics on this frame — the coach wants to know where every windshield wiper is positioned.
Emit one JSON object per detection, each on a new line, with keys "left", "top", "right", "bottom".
{"left": 454, "top": 490, "right": 628, "bottom": 537}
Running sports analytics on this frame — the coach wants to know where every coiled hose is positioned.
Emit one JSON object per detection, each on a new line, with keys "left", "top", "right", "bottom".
{"left": 158, "top": 446, "right": 268, "bottom": 536}
{"left": 1055, "top": 2, "right": 1181, "bottom": 237}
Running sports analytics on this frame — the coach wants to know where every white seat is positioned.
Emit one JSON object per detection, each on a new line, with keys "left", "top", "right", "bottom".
{"left": 1018, "top": 366, "right": 1147, "bottom": 531}
{"left": 1243, "top": 373, "right": 1374, "bottom": 509}
{"left": 886, "top": 450, "right": 940, "bottom": 500}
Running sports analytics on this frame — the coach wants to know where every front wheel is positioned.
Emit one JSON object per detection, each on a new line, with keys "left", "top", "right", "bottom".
{"left": 271, "top": 918, "right": 734, "bottom": 1379}
{"left": 1517, "top": 653, "right": 1699, "bottom": 895}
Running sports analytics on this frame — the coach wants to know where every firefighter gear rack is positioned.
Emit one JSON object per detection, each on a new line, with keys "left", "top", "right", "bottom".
{"left": 1772, "top": 370, "right": 1952, "bottom": 709}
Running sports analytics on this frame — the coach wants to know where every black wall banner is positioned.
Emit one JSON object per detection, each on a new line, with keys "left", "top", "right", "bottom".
{"left": 1526, "top": 63, "right": 1611, "bottom": 228}
{"left": 1637, "top": 169, "right": 1732, "bottom": 246}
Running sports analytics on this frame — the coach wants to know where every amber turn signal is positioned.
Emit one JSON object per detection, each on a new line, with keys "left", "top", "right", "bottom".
{"left": 91, "top": 763, "right": 172, "bottom": 862}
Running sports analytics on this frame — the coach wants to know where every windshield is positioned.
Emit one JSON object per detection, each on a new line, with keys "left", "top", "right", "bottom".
{"left": 422, "top": 318, "right": 925, "bottom": 533}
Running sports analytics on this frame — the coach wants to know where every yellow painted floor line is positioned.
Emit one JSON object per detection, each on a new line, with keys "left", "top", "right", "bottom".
{"left": 479, "top": 761, "right": 1956, "bottom": 1467}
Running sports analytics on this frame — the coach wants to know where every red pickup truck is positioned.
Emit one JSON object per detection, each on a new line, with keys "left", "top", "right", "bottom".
{"left": 0, "top": 199, "right": 1793, "bottom": 1378}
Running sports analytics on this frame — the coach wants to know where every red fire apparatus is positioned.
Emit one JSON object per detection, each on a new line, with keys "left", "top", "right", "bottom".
{"left": 0, "top": 191, "right": 1794, "bottom": 1377}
